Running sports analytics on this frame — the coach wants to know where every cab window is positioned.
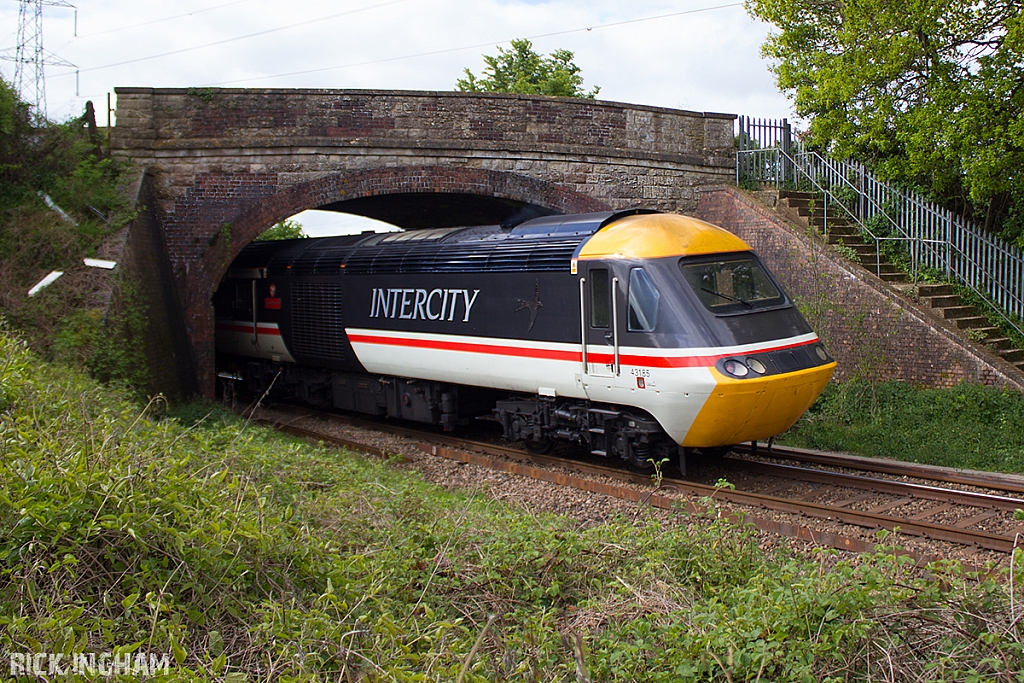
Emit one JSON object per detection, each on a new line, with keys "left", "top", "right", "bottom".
{"left": 233, "top": 282, "right": 253, "bottom": 317}
{"left": 590, "top": 268, "right": 610, "bottom": 328}
{"left": 681, "top": 256, "right": 785, "bottom": 314}
{"left": 628, "top": 267, "right": 659, "bottom": 331}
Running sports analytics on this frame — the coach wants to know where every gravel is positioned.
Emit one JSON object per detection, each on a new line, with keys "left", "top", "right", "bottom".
{"left": 252, "top": 404, "right": 1014, "bottom": 571}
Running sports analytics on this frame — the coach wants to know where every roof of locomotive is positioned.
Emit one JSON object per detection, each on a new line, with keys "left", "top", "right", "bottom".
{"left": 577, "top": 213, "right": 751, "bottom": 260}
{"left": 227, "top": 210, "right": 752, "bottom": 277}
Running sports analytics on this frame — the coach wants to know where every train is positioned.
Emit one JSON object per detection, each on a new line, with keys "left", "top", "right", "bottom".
{"left": 214, "top": 209, "right": 835, "bottom": 471}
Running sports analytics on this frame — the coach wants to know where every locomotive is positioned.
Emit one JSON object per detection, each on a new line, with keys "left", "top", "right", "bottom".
{"left": 214, "top": 209, "right": 835, "bottom": 470}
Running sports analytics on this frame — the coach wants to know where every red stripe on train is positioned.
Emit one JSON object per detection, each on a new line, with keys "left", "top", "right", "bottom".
{"left": 216, "top": 323, "right": 282, "bottom": 336}
{"left": 346, "top": 333, "right": 820, "bottom": 369}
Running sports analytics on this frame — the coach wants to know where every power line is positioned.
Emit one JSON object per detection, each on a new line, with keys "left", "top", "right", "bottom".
{"left": 48, "top": 0, "right": 258, "bottom": 56}
{"left": 76, "top": 0, "right": 411, "bottom": 74}
{"left": 199, "top": 3, "right": 745, "bottom": 87}
{"left": 76, "top": 0, "right": 256, "bottom": 39}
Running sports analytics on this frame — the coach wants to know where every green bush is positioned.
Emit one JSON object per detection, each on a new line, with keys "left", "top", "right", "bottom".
{"left": 0, "top": 76, "right": 139, "bottom": 389}
{"left": 780, "top": 379, "right": 1024, "bottom": 471}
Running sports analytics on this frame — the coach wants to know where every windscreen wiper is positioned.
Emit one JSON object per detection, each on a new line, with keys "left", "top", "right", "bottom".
{"left": 701, "top": 287, "right": 752, "bottom": 308}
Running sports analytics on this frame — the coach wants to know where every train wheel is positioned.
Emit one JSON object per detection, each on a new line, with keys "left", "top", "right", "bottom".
{"left": 628, "top": 450, "right": 655, "bottom": 472}
{"left": 525, "top": 437, "right": 554, "bottom": 455}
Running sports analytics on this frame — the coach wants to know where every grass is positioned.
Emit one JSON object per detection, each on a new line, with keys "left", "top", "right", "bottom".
{"left": 778, "top": 379, "right": 1024, "bottom": 472}
{"left": 2, "top": 332, "right": 1024, "bottom": 681}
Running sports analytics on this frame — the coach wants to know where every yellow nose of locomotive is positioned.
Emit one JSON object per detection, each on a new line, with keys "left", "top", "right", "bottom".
{"left": 682, "top": 362, "right": 835, "bottom": 448}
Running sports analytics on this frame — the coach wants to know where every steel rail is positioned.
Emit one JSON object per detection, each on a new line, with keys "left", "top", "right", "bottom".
{"left": 257, "top": 410, "right": 1020, "bottom": 555}
{"left": 423, "top": 442, "right": 1020, "bottom": 554}
{"left": 734, "top": 443, "right": 1024, "bottom": 495}
{"left": 725, "top": 458, "right": 1024, "bottom": 512}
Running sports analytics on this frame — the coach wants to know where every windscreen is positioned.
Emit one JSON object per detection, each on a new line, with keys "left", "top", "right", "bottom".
{"left": 680, "top": 255, "right": 786, "bottom": 314}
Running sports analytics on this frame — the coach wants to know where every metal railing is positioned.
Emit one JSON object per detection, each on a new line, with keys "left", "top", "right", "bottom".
{"left": 736, "top": 116, "right": 1024, "bottom": 336}
{"left": 738, "top": 146, "right": 916, "bottom": 281}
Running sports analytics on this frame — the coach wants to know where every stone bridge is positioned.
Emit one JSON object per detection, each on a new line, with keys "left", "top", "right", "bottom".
{"left": 109, "top": 87, "right": 736, "bottom": 397}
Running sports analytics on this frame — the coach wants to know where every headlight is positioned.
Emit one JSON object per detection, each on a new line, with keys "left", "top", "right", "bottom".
{"left": 722, "top": 359, "right": 749, "bottom": 377}
{"left": 746, "top": 358, "right": 767, "bottom": 374}
{"left": 814, "top": 344, "right": 829, "bottom": 361}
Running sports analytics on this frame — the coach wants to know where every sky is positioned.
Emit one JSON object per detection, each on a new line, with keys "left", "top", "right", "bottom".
{"left": 0, "top": 0, "right": 795, "bottom": 235}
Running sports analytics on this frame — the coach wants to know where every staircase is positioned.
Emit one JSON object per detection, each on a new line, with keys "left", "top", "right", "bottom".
{"left": 914, "top": 284, "right": 1024, "bottom": 371}
{"left": 773, "top": 189, "right": 1024, "bottom": 372}
{"left": 778, "top": 190, "right": 906, "bottom": 283}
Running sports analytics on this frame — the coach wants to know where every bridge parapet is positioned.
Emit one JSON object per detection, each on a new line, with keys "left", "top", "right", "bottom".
{"left": 112, "top": 88, "right": 733, "bottom": 158}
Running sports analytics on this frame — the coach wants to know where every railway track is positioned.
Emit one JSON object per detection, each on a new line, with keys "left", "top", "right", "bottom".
{"left": 253, "top": 406, "right": 1024, "bottom": 560}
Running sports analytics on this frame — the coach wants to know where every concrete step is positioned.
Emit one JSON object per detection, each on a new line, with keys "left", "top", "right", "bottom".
{"left": 849, "top": 244, "right": 878, "bottom": 255}
{"left": 983, "top": 336, "right": 1014, "bottom": 350}
{"left": 780, "top": 196, "right": 827, "bottom": 211}
{"left": 917, "top": 283, "right": 954, "bottom": 297}
{"left": 939, "top": 305, "right": 981, "bottom": 320}
{"left": 880, "top": 272, "right": 909, "bottom": 282}
{"left": 973, "top": 325, "right": 1002, "bottom": 339}
{"left": 860, "top": 259, "right": 902, "bottom": 272}
{"left": 921, "top": 294, "right": 961, "bottom": 308}
{"left": 819, "top": 223, "right": 858, "bottom": 236}
{"left": 1000, "top": 349, "right": 1024, "bottom": 364}
{"left": 986, "top": 337, "right": 1014, "bottom": 350}
{"left": 828, "top": 234, "right": 866, "bottom": 247}
{"left": 779, "top": 190, "right": 816, "bottom": 201}
{"left": 805, "top": 211, "right": 853, "bottom": 224}
{"left": 954, "top": 316, "right": 989, "bottom": 330}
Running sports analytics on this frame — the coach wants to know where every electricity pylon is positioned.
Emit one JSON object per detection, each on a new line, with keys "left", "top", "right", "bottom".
{"left": 1, "top": 0, "right": 76, "bottom": 120}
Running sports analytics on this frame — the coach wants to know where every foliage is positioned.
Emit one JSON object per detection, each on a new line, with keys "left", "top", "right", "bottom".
{"left": 0, "top": 78, "right": 37, "bottom": 207}
{"left": 0, "top": 75, "right": 139, "bottom": 387}
{"left": 747, "top": 1, "right": 1024, "bottom": 241}
{"left": 50, "top": 276, "right": 149, "bottom": 389}
{"left": 1, "top": 333, "right": 1022, "bottom": 681}
{"left": 457, "top": 39, "right": 600, "bottom": 99}
{"left": 0, "top": 79, "right": 126, "bottom": 218}
{"left": 780, "top": 378, "right": 1024, "bottom": 471}
{"left": 254, "top": 218, "right": 306, "bottom": 241}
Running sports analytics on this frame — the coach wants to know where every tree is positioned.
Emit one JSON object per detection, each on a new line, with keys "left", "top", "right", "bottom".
{"left": 256, "top": 219, "right": 306, "bottom": 241}
{"left": 457, "top": 39, "right": 600, "bottom": 99}
{"left": 747, "top": 0, "right": 1024, "bottom": 240}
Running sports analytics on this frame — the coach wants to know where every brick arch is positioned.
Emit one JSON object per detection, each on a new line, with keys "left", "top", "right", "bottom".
{"left": 185, "top": 166, "right": 610, "bottom": 396}
{"left": 226, "top": 165, "right": 610, "bottom": 277}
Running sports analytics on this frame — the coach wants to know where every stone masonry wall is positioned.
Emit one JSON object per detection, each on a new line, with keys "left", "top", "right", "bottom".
{"left": 111, "top": 88, "right": 735, "bottom": 219}
{"left": 697, "top": 186, "right": 1024, "bottom": 391}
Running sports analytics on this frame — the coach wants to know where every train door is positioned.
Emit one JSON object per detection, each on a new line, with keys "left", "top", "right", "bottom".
{"left": 248, "top": 280, "right": 259, "bottom": 353}
{"left": 581, "top": 264, "right": 620, "bottom": 380}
